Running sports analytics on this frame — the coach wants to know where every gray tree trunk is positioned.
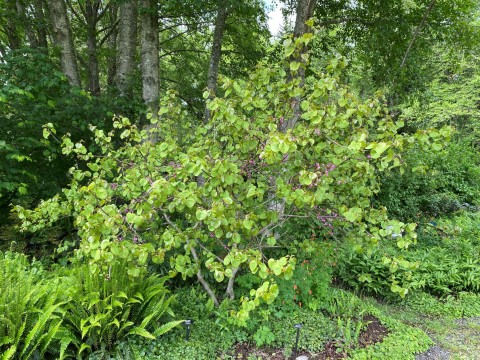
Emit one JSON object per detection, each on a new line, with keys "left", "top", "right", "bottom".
{"left": 85, "top": 0, "right": 100, "bottom": 95}
{"left": 48, "top": 0, "right": 81, "bottom": 87}
{"left": 15, "top": 0, "right": 39, "bottom": 48}
{"left": 270, "top": 0, "right": 317, "bottom": 239}
{"left": 204, "top": 0, "right": 228, "bottom": 123}
{"left": 116, "top": 0, "right": 137, "bottom": 97}
{"left": 283, "top": 0, "right": 317, "bottom": 131}
{"left": 140, "top": 0, "right": 159, "bottom": 116}
{"left": 106, "top": 4, "right": 118, "bottom": 87}
{"left": 5, "top": 0, "right": 21, "bottom": 50}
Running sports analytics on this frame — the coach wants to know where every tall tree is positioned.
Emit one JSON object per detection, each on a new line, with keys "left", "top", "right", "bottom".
{"left": 283, "top": 0, "right": 317, "bottom": 131}
{"left": 140, "top": 0, "right": 159, "bottom": 115}
{"left": 116, "top": 0, "right": 137, "bottom": 97}
{"left": 204, "top": 0, "right": 228, "bottom": 122}
{"left": 48, "top": 0, "right": 82, "bottom": 87}
{"left": 33, "top": 0, "right": 49, "bottom": 50}
{"left": 84, "top": 0, "right": 101, "bottom": 95}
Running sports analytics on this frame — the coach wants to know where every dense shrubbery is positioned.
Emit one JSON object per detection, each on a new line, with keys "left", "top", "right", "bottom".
{"left": 0, "top": 48, "right": 143, "bottom": 230}
{"left": 335, "top": 211, "right": 480, "bottom": 298}
{"left": 3, "top": 23, "right": 480, "bottom": 359}
{"left": 376, "top": 139, "right": 480, "bottom": 222}
{"left": 0, "top": 252, "right": 181, "bottom": 359}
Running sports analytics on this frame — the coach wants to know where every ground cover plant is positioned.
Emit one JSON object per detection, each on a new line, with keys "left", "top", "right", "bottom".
{"left": 99, "top": 287, "right": 433, "bottom": 359}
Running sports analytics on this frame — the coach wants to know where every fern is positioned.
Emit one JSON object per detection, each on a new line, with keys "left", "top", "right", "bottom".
{"left": 62, "top": 259, "right": 182, "bottom": 357}
{"left": 0, "top": 251, "right": 66, "bottom": 359}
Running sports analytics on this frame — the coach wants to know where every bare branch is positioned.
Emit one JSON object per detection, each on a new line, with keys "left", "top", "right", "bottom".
{"left": 400, "top": 0, "right": 437, "bottom": 69}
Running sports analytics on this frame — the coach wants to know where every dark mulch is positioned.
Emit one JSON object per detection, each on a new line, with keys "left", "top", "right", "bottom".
{"left": 231, "top": 315, "right": 389, "bottom": 359}
{"left": 358, "top": 315, "right": 389, "bottom": 347}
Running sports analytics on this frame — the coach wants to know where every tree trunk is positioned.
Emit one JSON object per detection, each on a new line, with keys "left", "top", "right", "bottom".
{"left": 116, "top": 0, "right": 137, "bottom": 97}
{"left": 140, "top": 0, "right": 159, "bottom": 116}
{"left": 85, "top": 0, "right": 100, "bottom": 95}
{"left": 283, "top": 0, "right": 317, "bottom": 131}
{"left": 5, "top": 0, "right": 21, "bottom": 50}
{"left": 48, "top": 0, "right": 81, "bottom": 87}
{"left": 106, "top": 4, "right": 118, "bottom": 87}
{"left": 270, "top": 0, "right": 317, "bottom": 237}
{"left": 34, "top": 0, "right": 49, "bottom": 50}
{"left": 204, "top": 0, "right": 228, "bottom": 123}
{"left": 15, "top": 0, "right": 39, "bottom": 48}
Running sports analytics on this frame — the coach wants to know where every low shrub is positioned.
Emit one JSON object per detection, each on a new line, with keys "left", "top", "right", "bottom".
{"left": 335, "top": 212, "right": 480, "bottom": 298}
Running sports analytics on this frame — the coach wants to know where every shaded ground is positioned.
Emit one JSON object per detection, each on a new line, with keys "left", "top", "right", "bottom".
{"left": 233, "top": 315, "right": 388, "bottom": 359}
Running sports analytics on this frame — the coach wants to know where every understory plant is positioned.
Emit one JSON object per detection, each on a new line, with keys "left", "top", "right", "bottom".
{"left": 60, "top": 259, "right": 183, "bottom": 357}
{"left": 0, "top": 251, "right": 66, "bottom": 360}
{"left": 15, "top": 31, "right": 449, "bottom": 324}
{"left": 336, "top": 211, "right": 480, "bottom": 298}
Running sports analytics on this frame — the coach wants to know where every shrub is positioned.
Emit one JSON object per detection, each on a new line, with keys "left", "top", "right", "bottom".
{"left": 16, "top": 32, "right": 446, "bottom": 322}
{"left": 335, "top": 212, "right": 480, "bottom": 298}
{"left": 376, "top": 139, "right": 480, "bottom": 222}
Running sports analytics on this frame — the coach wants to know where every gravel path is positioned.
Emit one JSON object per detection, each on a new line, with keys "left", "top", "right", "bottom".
{"left": 415, "top": 345, "right": 450, "bottom": 360}
{"left": 415, "top": 317, "right": 480, "bottom": 360}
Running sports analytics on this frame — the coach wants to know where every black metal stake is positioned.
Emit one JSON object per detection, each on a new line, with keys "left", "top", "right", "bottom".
{"left": 293, "top": 323, "right": 303, "bottom": 357}
{"left": 185, "top": 319, "right": 192, "bottom": 341}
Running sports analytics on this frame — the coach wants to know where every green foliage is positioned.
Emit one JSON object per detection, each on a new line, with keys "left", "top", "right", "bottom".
{"left": 377, "top": 139, "right": 480, "bottom": 221}
{"left": 61, "top": 259, "right": 182, "bottom": 357}
{"left": 313, "top": 0, "right": 479, "bottom": 97}
{"left": 336, "top": 212, "right": 480, "bottom": 298}
{"left": 0, "top": 47, "right": 143, "bottom": 233}
{"left": 335, "top": 242, "right": 421, "bottom": 299}
{"left": 275, "top": 240, "right": 333, "bottom": 312}
{"left": 109, "top": 286, "right": 433, "bottom": 359}
{"left": 0, "top": 251, "right": 66, "bottom": 360}
{"left": 15, "top": 33, "right": 447, "bottom": 321}
{"left": 404, "top": 291, "right": 480, "bottom": 318}
{"left": 252, "top": 325, "right": 275, "bottom": 347}
{"left": 0, "top": 252, "right": 181, "bottom": 359}
{"left": 400, "top": 42, "right": 480, "bottom": 135}
{"left": 350, "top": 325, "right": 431, "bottom": 360}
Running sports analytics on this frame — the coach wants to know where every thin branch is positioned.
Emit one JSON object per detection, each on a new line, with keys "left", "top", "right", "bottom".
{"left": 159, "top": 29, "right": 190, "bottom": 46}
{"left": 400, "top": 0, "right": 436, "bottom": 69}
{"left": 317, "top": 17, "right": 374, "bottom": 27}
{"left": 161, "top": 212, "right": 220, "bottom": 305}
{"left": 161, "top": 213, "right": 223, "bottom": 262}
{"left": 224, "top": 267, "right": 240, "bottom": 300}
{"left": 96, "top": 1, "right": 111, "bottom": 23}
{"left": 159, "top": 48, "right": 209, "bottom": 59}
{"left": 190, "top": 245, "right": 220, "bottom": 306}
{"left": 98, "top": 19, "right": 119, "bottom": 47}
{"left": 65, "top": 0, "right": 86, "bottom": 23}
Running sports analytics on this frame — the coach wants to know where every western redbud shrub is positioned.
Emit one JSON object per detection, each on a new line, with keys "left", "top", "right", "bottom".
{"left": 15, "top": 33, "right": 449, "bottom": 323}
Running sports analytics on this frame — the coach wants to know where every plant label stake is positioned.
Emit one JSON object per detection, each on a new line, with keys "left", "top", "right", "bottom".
{"left": 293, "top": 323, "right": 303, "bottom": 356}
{"left": 185, "top": 319, "right": 193, "bottom": 341}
